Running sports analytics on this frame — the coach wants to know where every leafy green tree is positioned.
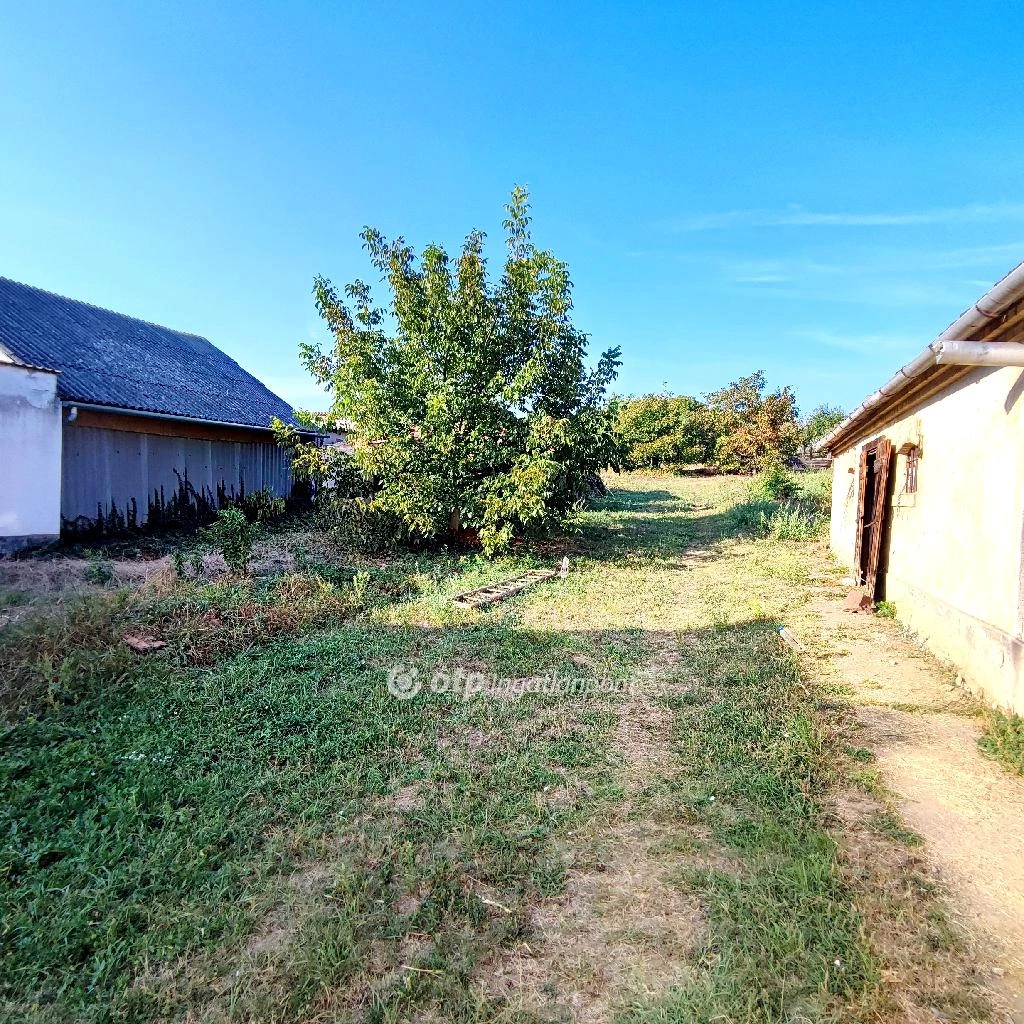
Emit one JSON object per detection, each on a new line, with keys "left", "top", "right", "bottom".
{"left": 616, "top": 394, "right": 719, "bottom": 470}
{"left": 296, "top": 186, "right": 621, "bottom": 554}
{"left": 800, "top": 404, "right": 845, "bottom": 453}
{"left": 705, "top": 371, "right": 800, "bottom": 473}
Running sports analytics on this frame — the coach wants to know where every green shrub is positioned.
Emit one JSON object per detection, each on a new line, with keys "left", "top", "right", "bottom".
{"left": 170, "top": 549, "right": 186, "bottom": 579}
{"left": 707, "top": 371, "right": 801, "bottom": 473}
{"left": 235, "top": 487, "right": 286, "bottom": 523}
{"left": 323, "top": 448, "right": 371, "bottom": 499}
{"left": 749, "top": 461, "right": 800, "bottom": 501}
{"left": 206, "top": 507, "right": 256, "bottom": 574}
{"left": 319, "top": 496, "right": 405, "bottom": 553}
{"left": 875, "top": 601, "right": 897, "bottom": 619}
{"left": 293, "top": 187, "right": 622, "bottom": 555}
{"left": 271, "top": 423, "right": 372, "bottom": 502}
{"left": 351, "top": 569, "right": 370, "bottom": 603}
{"left": 617, "top": 393, "right": 719, "bottom": 471}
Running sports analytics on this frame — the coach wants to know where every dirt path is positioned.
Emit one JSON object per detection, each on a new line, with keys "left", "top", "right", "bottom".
{"left": 810, "top": 592, "right": 1024, "bottom": 1021}
{"left": 481, "top": 638, "right": 704, "bottom": 1022}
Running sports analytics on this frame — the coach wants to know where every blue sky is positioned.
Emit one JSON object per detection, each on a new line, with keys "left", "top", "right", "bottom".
{"left": 2, "top": 1, "right": 1023, "bottom": 417}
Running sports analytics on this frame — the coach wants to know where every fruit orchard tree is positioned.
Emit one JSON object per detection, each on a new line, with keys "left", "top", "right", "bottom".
{"left": 616, "top": 394, "right": 720, "bottom": 470}
{"left": 706, "top": 371, "right": 800, "bottom": 472}
{"left": 801, "top": 403, "right": 846, "bottom": 453}
{"left": 298, "top": 187, "right": 622, "bottom": 554}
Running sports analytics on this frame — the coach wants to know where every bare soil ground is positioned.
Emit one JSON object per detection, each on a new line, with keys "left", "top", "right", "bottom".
{"left": 0, "top": 534, "right": 313, "bottom": 627}
{"left": 809, "top": 590, "right": 1024, "bottom": 1022}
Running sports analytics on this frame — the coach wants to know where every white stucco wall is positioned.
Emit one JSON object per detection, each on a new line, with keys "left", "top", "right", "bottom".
{"left": 0, "top": 363, "right": 62, "bottom": 551}
{"left": 830, "top": 365, "right": 1024, "bottom": 713}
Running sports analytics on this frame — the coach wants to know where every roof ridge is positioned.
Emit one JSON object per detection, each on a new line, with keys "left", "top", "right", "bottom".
{"left": 0, "top": 275, "right": 302, "bottom": 430}
{"left": 0, "top": 275, "right": 210, "bottom": 342}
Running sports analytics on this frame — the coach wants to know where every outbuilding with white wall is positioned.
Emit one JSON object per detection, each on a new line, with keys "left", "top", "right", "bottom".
{"left": 0, "top": 277, "right": 310, "bottom": 554}
{"left": 819, "top": 262, "right": 1024, "bottom": 716}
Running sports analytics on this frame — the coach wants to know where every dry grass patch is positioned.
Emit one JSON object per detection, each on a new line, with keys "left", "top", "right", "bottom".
{"left": 478, "top": 644, "right": 704, "bottom": 1023}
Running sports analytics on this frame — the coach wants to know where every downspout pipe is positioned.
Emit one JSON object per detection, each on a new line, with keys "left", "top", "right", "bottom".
{"left": 933, "top": 340, "right": 1024, "bottom": 367}
{"left": 817, "top": 259, "right": 1024, "bottom": 452}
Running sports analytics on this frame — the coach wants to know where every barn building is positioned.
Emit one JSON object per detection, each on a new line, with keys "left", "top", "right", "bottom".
{"left": 819, "top": 261, "right": 1024, "bottom": 715}
{"left": 0, "top": 277, "right": 307, "bottom": 553}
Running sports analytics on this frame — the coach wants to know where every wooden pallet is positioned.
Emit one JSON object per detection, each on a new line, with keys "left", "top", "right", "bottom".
{"left": 452, "top": 568, "right": 559, "bottom": 610}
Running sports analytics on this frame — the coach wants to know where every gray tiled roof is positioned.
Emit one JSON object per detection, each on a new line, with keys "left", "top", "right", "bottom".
{"left": 0, "top": 276, "right": 303, "bottom": 429}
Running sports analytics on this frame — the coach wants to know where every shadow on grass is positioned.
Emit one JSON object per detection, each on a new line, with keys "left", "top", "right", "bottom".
{"left": 597, "top": 487, "right": 683, "bottom": 514}
{"left": 580, "top": 505, "right": 760, "bottom": 561}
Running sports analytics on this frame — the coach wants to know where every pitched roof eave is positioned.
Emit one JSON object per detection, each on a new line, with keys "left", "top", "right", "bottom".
{"left": 818, "top": 260, "right": 1024, "bottom": 454}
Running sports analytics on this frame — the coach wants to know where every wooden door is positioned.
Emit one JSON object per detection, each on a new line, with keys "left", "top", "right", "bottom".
{"left": 854, "top": 437, "right": 894, "bottom": 601}
{"left": 864, "top": 438, "right": 893, "bottom": 600}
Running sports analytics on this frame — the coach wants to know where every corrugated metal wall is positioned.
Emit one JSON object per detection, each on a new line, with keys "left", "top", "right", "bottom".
{"left": 61, "top": 424, "right": 292, "bottom": 528}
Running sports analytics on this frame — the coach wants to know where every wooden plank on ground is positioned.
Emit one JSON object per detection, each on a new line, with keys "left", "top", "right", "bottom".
{"left": 452, "top": 568, "right": 559, "bottom": 610}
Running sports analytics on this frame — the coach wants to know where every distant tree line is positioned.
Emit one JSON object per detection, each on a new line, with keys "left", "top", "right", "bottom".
{"left": 615, "top": 372, "right": 844, "bottom": 474}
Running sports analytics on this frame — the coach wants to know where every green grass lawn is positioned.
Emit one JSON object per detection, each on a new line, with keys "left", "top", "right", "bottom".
{"left": 0, "top": 474, "right": 986, "bottom": 1022}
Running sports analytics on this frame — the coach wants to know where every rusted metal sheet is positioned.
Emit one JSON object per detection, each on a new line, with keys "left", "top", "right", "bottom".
{"left": 61, "top": 423, "right": 292, "bottom": 529}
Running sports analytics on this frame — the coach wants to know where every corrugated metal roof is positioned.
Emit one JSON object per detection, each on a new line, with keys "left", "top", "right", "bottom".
{"left": 0, "top": 276, "right": 303, "bottom": 430}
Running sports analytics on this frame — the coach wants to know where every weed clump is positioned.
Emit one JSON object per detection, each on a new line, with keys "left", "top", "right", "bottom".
{"left": 728, "top": 469, "right": 830, "bottom": 541}
{"left": 748, "top": 461, "right": 800, "bottom": 501}
{"left": 83, "top": 554, "right": 115, "bottom": 585}
{"left": 979, "top": 707, "right": 1024, "bottom": 776}
{"left": 206, "top": 507, "right": 256, "bottom": 574}
{"left": 727, "top": 499, "right": 825, "bottom": 541}
{"left": 0, "top": 569, "right": 362, "bottom": 715}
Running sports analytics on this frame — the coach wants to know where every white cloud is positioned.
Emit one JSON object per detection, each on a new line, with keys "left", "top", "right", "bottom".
{"left": 667, "top": 202, "right": 1024, "bottom": 232}
{"left": 716, "top": 244, "right": 1024, "bottom": 307}
{"left": 791, "top": 329, "right": 922, "bottom": 356}
{"left": 733, "top": 273, "right": 790, "bottom": 284}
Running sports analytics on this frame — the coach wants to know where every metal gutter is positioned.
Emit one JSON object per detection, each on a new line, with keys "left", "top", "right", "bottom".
{"left": 817, "top": 259, "right": 1024, "bottom": 453}
{"left": 61, "top": 400, "right": 319, "bottom": 436}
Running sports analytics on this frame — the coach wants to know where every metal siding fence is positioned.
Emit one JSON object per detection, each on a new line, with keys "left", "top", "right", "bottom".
{"left": 61, "top": 425, "right": 292, "bottom": 527}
